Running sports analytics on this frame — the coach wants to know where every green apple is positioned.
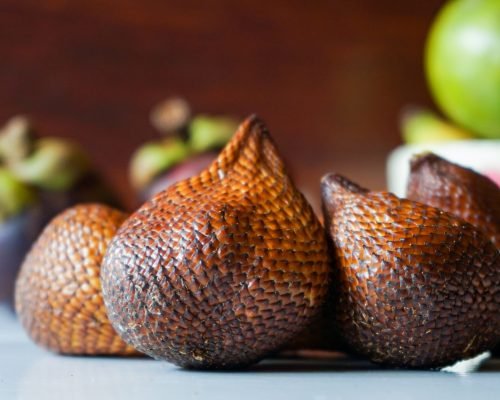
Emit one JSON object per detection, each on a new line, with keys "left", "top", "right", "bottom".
{"left": 426, "top": 0, "right": 500, "bottom": 139}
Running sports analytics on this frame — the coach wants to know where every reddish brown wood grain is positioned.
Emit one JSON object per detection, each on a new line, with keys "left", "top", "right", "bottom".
{"left": 0, "top": 0, "right": 446, "bottom": 210}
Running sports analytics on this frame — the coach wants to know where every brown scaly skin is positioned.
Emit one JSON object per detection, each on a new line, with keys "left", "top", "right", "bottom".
{"left": 321, "top": 173, "right": 500, "bottom": 368}
{"left": 101, "top": 115, "right": 331, "bottom": 370}
{"left": 15, "top": 204, "right": 139, "bottom": 356}
{"left": 407, "top": 153, "right": 500, "bottom": 248}
{"left": 407, "top": 153, "right": 500, "bottom": 357}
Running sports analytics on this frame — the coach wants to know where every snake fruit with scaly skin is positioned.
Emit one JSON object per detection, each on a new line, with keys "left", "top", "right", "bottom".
{"left": 15, "top": 204, "right": 138, "bottom": 356}
{"left": 321, "top": 173, "right": 500, "bottom": 368}
{"left": 407, "top": 153, "right": 500, "bottom": 248}
{"left": 407, "top": 153, "right": 500, "bottom": 357}
{"left": 101, "top": 115, "right": 331, "bottom": 369}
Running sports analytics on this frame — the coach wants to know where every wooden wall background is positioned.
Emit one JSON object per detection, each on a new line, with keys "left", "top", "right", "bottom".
{"left": 0, "top": 0, "right": 446, "bottom": 210}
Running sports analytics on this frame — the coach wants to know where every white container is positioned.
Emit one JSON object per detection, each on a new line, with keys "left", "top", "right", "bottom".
{"left": 387, "top": 140, "right": 500, "bottom": 197}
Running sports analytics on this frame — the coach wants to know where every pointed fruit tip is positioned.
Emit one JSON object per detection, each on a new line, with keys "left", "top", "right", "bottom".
{"left": 211, "top": 114, "right": 284, "bottom": 177}
{"left": 409, "top": 152, "right": 441, "bottom": 172}
{"left": 239, "top": 114, "right": 268, "bottom": 137}
{"left": 321, "top": 173, "right": 368, "bottom": 197}
{"left": 221, "top": 114, "right": 267, "bottom": 148}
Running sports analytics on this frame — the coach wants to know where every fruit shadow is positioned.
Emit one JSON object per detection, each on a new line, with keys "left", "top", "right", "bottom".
{"left": 246, "top": 352, "right": 500, "bottom": 374}
{"left": 475, "top": 357, "right": 500, "bottom": 372}
{"left": 64, "top": 351, "right": 500, "bottom": 373}
{"left": 250, "top": 356, "right": 378, "bottom": 373}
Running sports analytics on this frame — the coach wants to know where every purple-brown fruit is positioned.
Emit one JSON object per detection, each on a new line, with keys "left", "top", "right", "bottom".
{"left": 321, "top": 173, "right": 500, "bottom": 368}
{"left": 0, "top": 208, "right": 42, "bottom": 303}
{"left": 101, "top": 115, "right": 331, "bottom": 369}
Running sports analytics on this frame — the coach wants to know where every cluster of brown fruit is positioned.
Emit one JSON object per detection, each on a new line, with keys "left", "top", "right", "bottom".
{"left": 15, "top": 116, "right": 499, "bottom": 370}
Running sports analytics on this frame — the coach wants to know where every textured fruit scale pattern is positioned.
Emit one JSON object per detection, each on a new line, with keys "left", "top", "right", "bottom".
{"left": 15, "top": 204, "right": 138, "bottom": 355}
{"left": 322, "top": 174, "right": 500, "bottom": 368}
{"left": 102, "top": 116, "right": 331, "bottom": 369}
{"left": 407, "top": 153, "right": 500, "bottom": 357}
{"left": 408, "top": 153, "right": 500, "bottom": 248}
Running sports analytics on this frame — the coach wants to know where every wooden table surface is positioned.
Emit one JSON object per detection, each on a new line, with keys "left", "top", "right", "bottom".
{"left": 0, "top": 0, "right": 445, "bottom": 211}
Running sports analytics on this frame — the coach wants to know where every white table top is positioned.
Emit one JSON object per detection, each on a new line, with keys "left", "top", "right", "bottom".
{"left": 1, "top": 304, "right": 499, "bottom": 400}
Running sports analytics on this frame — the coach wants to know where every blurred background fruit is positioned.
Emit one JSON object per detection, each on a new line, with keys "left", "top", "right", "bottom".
{"left": 0, "top": 116, "right": 119, "bottom": 304}
{"left": 426, "top": 0, "right": 500, "bottom": 139}
{"left": 130, "top": 98, "right": 239, "bottom": 203}
{"left": 0, "top": 167, "right": 39, "bottom": 303}
{"left": 400, "top": 107, "right": 475, "bottom": 144}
